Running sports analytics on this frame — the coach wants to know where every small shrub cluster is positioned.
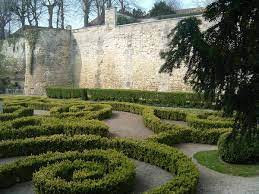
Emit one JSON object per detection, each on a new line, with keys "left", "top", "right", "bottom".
{"left": 46, "top": 87, "right": 210, "bottom": 108}
{"left": 0, "top": 134, "right": 199, "bottom": 193}
{"left": 0, "top": 116, "right": 109, "bottom": 140}
{"left": 0, "top": 106, "right": 33, "bottom": 121}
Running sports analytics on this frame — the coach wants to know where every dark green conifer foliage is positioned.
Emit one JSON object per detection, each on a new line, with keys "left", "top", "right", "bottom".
{"left": 160, "top": 0, "right": 259, "bottom": 163}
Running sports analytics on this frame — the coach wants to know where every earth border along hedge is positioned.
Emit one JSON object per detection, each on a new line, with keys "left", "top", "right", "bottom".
{"left": 0, "top": 116, "right": 109, "bottom": 140}
{"left": 0, "top": 134, "right": 199, "bottom": 194}
{"left": 0, "top": 149, "right": 135, "bottom": 194}
{"left": 46, "top": 87, "right": 211, "bottom": 108}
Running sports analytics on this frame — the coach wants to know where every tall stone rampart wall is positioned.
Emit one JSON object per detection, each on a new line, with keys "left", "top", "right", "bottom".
{"left": 71, "top": 8, "right": 211, "bottom": 92}
{"left": 1, "top": 8, "right": 213, "bottom": 95}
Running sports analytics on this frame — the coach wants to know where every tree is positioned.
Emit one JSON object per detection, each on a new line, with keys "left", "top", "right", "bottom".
{"left": 160, "top": 0, "right": 258, "bottom": 163}
{"left": 0, "top": 0, "right": 15, "bottom": 39}
{"left": 78, "top": 0, "right": 93, "bottom": 27}
{"left": 42, "top": 0, "right": 58, "bottom": 28}
{"left": 149, "top": 1, "right": 176, "bottom": 17}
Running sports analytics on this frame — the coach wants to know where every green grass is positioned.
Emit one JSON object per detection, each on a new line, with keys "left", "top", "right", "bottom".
{"left": 194, "top": 150, "right": 259, "bottom": 177}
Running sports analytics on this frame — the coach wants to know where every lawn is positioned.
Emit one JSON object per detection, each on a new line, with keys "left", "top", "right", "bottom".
{"left": 194, "top": 150, "right": 259, "bottom": 177}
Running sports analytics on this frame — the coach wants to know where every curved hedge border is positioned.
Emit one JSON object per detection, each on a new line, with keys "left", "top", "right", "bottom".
{"left": 0, "top": 149, "right": 135, "bottom": 194}
{"left": 0, "top": 116, "right": 109, "bottom": 140}
{"left": 104, "top": 101, "right": 232, "bottom": 145}
{"left": 0, "top": 106, "right": 33, "bottom": 121}
{"left": 0, "top": 134, "right": 199, "bottom": 194}
{"left": 50, "top": 103, "right": 112, "bottom": 120}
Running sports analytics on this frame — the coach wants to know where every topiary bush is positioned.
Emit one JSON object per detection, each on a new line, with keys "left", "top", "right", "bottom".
{"left": 218, "top": 132, "right": 259, "bottom": 164}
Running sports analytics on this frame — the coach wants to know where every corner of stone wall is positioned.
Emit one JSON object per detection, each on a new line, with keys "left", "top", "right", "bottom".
{"left": 105, "top": 7, "right": 117, "bottom": 29}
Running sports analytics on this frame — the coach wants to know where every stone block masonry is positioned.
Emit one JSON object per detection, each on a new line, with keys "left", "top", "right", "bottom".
{"left": 1, "top": 8, "right": 212, "bottom": 95}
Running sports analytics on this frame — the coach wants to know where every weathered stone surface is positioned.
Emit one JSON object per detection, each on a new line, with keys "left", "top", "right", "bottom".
{"left": 1, "top": 9, "right": 213, "bottom": 96}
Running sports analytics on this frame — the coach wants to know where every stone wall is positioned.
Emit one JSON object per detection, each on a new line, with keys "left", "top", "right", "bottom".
{"left": 1, "top": 8, "right": 213, "bottom": 95}
{"left": 24, "top": 29, "right": 73, "bottom": 95}
{"left": 0, "top": 38, "right": 26, "bottom": 89}
{"left": 71, "top": 8, "right": 211, "bottom": 92}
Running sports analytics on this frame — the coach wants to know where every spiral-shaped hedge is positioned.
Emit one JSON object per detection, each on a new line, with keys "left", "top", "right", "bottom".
{"left": 0, "top": 96, "right": 233, "bottom": 193}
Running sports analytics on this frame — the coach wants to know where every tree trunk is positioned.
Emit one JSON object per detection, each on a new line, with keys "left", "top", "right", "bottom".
{"left": 48, "top": 6, "right": 54, "bottom": 28}
{"left": 0, "top": 24, "right": 5, "bottom": 40}
{"left": 60, "top": 0, "right": 64, "bottom": 29}
{"left": 84, "top": 12, "right": 89, "bottom": 27}
{"left": 56, "top": 5, "right": 60, "bottom": 28}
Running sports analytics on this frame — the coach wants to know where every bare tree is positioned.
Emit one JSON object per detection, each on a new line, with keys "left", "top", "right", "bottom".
{"left": 42, "top": 0, "right": 58, "bottom": 28}
{"left": 26, "top": 0, "right": 43, "bottom": 27}
{"left": 78, "top": 0, "right": 93, "bottom": 27}
{"left": 0, "top": 0, "right": 15, "bottom": 39}
{"left": 12, "top": 0, "right": 28, "bottom": 27}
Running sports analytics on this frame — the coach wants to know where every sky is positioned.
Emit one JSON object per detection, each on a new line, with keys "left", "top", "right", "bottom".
{"left": 137, "top": 0, "right": 197, "bottom": 11}
{"left": 67, "top": 0, "right": 199, "bottom": 29}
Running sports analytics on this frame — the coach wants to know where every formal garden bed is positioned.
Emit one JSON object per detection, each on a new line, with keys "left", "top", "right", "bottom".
{"left": 0, "top": 95, "right": 258, "bottom": 193}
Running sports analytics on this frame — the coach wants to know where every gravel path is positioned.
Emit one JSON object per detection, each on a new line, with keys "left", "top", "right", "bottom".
{"left": 104, "top": 111, "right": 154, "bottom": 139}
{"left": 33, "top": 110, "right": 50, "bottom": 116}
{"left": 162, "top": 119, "right": 188, "bottom": 127}
{"left": 175, "top": 143, "right": 259, "bottom": 194}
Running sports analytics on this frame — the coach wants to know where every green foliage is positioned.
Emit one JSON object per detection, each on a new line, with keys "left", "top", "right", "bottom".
{"left": 149, "top": 1, "right": 176, "bottom": 17}
{"left": 0, "top": 134, "right": 199, "bottom": 193}
{"left": 194, "top": 150, "right": 259, "bottom": 177}
{"left": 0, "top": 106, "right": 33, "bottom": 121}
{"left": 46, "top": 87, "right": 88, "bottom": 99}
{"left": 218, "top": 132, "right": 259, "bottom": 164}
{"left": 117, "top": 15, "right": 138, "bottom": 25}
{"left": 46, "top": 87, "right": 209, "bottom": 108}
{"left": 49, "top": 103, "right": 112, "bottom": 120}
{"left": 160, "top": 0, "right": 258, "bottom": 163}
{"left": 0, "top": 116, "right": 109, "bottom": 140}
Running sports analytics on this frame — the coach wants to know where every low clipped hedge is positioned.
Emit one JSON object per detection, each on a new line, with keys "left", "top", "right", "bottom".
{"left": 0, "top": 106, "right": 33, "bottom": 121}
{"left": 0, "top": 150, "right": 135, "bottom": 193}
{"left": 46, "top": 87, "right": 210, "bottom": 108}
{"left": 46, "top": 87, "right": 88, "bottom": 100}
{"left": 0, "top": 116, "right": 109, "bottom": 140}
{"left": 105, "top": 101, "right": 232, "bottom": 144}
{"left": 0, "top": 134, "right": 199, "bottom": 194}
{"left": 50, "top": 103, "right": 112, "bottom": 120}
{"left": 186, "top": 113, "right": 233, "bottom": 129}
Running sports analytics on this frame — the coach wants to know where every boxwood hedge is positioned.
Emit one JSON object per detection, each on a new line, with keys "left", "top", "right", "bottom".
{"left": 0, "top": 134, "right": 199, "bottom": 194}
{"left": 0, "top": 116, "right": 109, "bottom": 140}
{"left": 0, "top": 149, "right": 135, "bottom": 194}
{"left": 0, "top": 106, "right": 33, "bottom": 121}
{"left": 46, "top": 87, "right": 211, "bottom": 108}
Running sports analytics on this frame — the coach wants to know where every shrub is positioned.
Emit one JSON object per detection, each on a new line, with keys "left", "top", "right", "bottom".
{"left": 46, "top": 87, "right": 88, "bottom": 100}
{"left": 218, "top": 132, "right": 259, "bottom": 164}
{"left": 0, "top": 117, "right": 109, "bottom": 140}
{"left": 0, "top": 134, "right": 199, "bottom": 193}
{"left": 186, "top": 113, "right": 233, "bottom": 129}
{"left": 0, "top": 149, "right": 135, "bottom": 194}
{"left": 0, "top": 106, "right": 33, "bottom": 121}
{"left": 50, "top": 103, "right": 112, "bottom": 120}
{"left": 46, "top": 87, "right": 209, "bottom": 108}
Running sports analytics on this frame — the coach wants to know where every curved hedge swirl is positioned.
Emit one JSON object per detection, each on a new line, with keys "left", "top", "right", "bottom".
{"left": 0, "top": 150, "right": 135, "bottom": 194}
{"left": 0, "top": 96, "right": 234, "bottom": 194}
{"left": 0, "top": 105, "right": 33, "bottom": 121}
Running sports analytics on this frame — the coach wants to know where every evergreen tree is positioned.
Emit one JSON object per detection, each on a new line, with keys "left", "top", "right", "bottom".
{"left": 149, "top": 1, "right": 175, "bottom": 17}
{"left": 160, "top": 0, "right": 259, "bottom": 163}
